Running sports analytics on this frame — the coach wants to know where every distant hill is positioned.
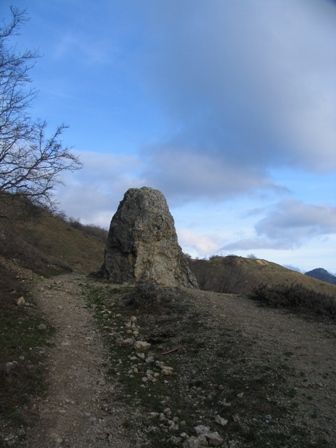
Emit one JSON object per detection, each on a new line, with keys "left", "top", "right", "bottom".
{"left": 305, "top": 268, "right": 336, "bottom": 285}
{"left": 0, "top": 194, "right": 107, "bottom": 276}
{"left": 190, "top": 255, "right": 336, "bottom": 296}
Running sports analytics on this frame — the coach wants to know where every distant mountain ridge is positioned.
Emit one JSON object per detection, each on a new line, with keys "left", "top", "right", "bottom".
{"left": 305, "top": 268, "right": 336, "bottom": 285}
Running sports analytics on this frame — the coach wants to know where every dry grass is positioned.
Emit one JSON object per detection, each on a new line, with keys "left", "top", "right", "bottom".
{"left": 249, "top": 282, "right": 336, "bottom": 320}
{"left": 191, "top": 255, "right": 336, "bottom": 297}
{"left": 0, "top": 261, "right": 54, "bottom": 447}
{"left": 0, "top": 194, "right": 107, "bottom": 276}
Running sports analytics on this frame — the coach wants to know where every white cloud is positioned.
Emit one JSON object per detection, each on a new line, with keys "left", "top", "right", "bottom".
{"left": 222, "top": 200, "right": 336, "bottom": 251}
{"left": 140, "top": 0, "right": 336, "bottom": 199}
{"left": 56, "top": 150, "right": 146, "bottom": 225}
{"left": 177, "top": 228, "right": 222, "bottom": 258}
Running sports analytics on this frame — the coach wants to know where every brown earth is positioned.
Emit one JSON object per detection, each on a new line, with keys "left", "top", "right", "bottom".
{"left": 25, "top": 274, "right": 133, "bottom": 448}
{"left": 2, "top": 270, "right": 336, "bottom": 447}
{"left": 188, "top": 288, "right": 336, "bottom": 444}
{"left": 83, "top": 278, "right": 336, "bottom": 447}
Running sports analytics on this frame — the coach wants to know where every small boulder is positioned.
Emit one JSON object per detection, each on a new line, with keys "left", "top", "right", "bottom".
{"left": 195, "top": 425, "right": 210, "bottom": 435}
{"left": 214, "top": 415, "right": 228, "bottom": 427}
{"left": 206, "top": 432, "right": 223, "bottom": 446}
{"left": 16, "top": 296, "right": 25, "bottom": 306}
{"left": 160, "top": 365, "right": 174, "bottom": 376}
{"left": 134, "top": 341, "right": 151, "bottom": 352}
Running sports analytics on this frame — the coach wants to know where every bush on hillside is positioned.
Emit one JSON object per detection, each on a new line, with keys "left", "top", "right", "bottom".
{"left": 249, "top": 282, "right": 336, "bottom": 320}
{"left": 67, "top": 219, "right": 107, "bottom": 243}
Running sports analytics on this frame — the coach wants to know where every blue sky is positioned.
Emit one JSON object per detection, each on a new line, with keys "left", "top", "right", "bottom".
{"left": 2, "top": 0, "right": 336, "bottom": 271}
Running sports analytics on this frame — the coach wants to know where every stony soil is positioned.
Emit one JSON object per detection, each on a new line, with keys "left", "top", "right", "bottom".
{"left": 16, "top": 273, "right": 336, "bottom": 448}
{"left": 188, "top": 288, "right": 336, "bottom": 444}
{"left": 25, "top": 274, "right": 133, "bottom": 448}
{"left": 84, "top": 281, "right": 336, "bottom": 447}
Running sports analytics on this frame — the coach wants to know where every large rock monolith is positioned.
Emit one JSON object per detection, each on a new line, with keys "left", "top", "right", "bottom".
{"left": 100, "top": 187, "right": 198, "bottom": 288}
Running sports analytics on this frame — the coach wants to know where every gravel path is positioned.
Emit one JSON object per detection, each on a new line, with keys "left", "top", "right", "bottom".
{"left": 26, "top": 273, "right": 130, "bottom": 448}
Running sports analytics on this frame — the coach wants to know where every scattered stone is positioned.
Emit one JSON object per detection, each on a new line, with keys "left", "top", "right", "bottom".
{"left": 164, "top": 407, "right": 172, "bottom": 416}
{"left": 195, "top": 425, "right": 210, "bottom": 435}
{"left": 121, "top": 337, "right": 135, "bottom": 346}
{"left": 50, "top": 433, "right": 63, "bottom": 445}
{"left": 16, "top": 296, "right": 25, "bottom": 306}
{"left": 183, "top": 435, "right": 208, "bottom": 447}
{"left": 219, "top": 398, "right": 231, "bottom": 407}
{"left": 37, "top": 323, "right": 47, "bottom": 331}
{"left": 160, "top": 365, "right": 174, "bottom": 376}
{"left": 206, "top": 432, "right": 224, "bottom": 446}
{"left": 215, "top": 415, "right": 228, "bottom": 427}
{"left": 170, "top": 435, "right": 182, "bottom": 445}
{"left": 4, "top": 361, "right": 18, "bottom": 375}
{"left": 134, "top": 341, "right": 151, "bottom": 352}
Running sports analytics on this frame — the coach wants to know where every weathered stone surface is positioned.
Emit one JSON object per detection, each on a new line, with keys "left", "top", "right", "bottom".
{"left": 100, "top": 187, "right": 198, "bottom": 288}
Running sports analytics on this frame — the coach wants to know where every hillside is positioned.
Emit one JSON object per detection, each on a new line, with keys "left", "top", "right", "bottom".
{"left": 0, "top": 194, "right": 106, "bottom": 276}
{"left": 1, "top": 195, "right": 336, "bottom": 447}
{"left": 305, "top": 268, "right": 336, "bottom": 285}
{"left": 0, "top": 195, "right": 108, "bottom": 447}
{"left": 190, "top": 255, "right": 336, "bottom": 296}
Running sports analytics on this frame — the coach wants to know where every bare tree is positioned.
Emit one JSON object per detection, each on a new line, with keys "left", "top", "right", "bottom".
{"left": 0, "top": 7, "right": 81, "bottom": 207}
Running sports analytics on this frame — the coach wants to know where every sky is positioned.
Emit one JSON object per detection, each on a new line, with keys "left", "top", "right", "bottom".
{"left": 1, "top": 0, "right": 336, "bottom": 272}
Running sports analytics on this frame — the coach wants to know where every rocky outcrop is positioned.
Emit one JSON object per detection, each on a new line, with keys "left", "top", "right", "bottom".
{"left": 100, "top": 187, "right": 198, "bottom": 288}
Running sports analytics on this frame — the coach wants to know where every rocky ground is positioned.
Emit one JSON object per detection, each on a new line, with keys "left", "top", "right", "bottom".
{"left": 84, "top": 280, "right": 336, "bottom": 447}
{"left": 23, "top": 274, "right": 135, "bottom": 448}
{"left": 2, "top": 273, "right": 336, "bottom": 447}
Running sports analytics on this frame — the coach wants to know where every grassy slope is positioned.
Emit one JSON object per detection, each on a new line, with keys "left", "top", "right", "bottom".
{"left": 14, "top": 211, "right": 105, "bottom": 275}
{"left": 190, "top": 255, "right": 336, "bottom": 296}
{"left": 0, "top": 195, "right": 106, "bottom": 276}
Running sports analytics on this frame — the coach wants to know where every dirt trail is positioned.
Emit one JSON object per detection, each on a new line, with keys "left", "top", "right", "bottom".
{"left": 26, "top": 273, "right": 130, "bottom": 448}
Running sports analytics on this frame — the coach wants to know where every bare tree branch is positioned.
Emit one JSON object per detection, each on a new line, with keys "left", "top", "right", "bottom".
{"left": 0, "top": 8, "right": 81, "bottom": 207}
